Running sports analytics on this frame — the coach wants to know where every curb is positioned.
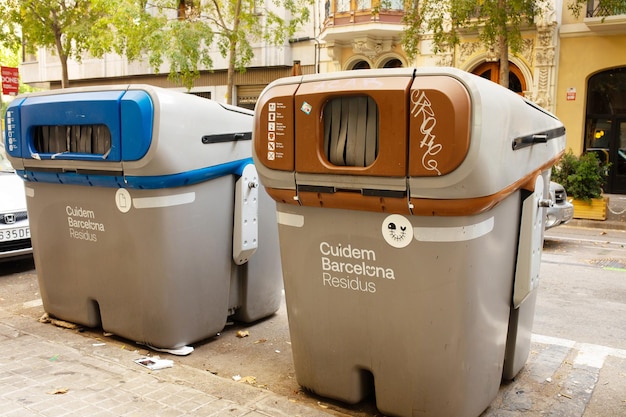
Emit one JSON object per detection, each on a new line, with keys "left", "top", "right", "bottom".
{"left": 565, "top": 219, "right": 626, "bottom": 231}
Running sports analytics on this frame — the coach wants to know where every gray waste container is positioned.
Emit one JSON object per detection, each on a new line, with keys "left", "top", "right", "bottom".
{"left": 252, "top": 67, "right": 565, "bottom": 417}
{"left": 4, "top": 85, "right": 282, "bottom": 350}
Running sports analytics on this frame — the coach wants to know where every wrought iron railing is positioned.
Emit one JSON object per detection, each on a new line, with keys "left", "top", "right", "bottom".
{"left": 586, "top": 0, "right": 626, "bottom": 17}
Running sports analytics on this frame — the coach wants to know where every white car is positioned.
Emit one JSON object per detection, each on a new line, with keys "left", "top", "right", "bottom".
{"left": 0, "top": 144, "right": 32, "bottom": 261}
{"left": 545, "top": 181, "right": 574, "bottom": 230}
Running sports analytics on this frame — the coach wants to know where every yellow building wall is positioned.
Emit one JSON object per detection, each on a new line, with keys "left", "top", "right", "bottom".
{"left": 556, "top": 34, "right": 626, "bottom": 154}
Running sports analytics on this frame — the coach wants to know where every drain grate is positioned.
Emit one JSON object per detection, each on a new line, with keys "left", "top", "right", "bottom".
{"left": 588, "top": 258, "right": 626, "bottom": 269}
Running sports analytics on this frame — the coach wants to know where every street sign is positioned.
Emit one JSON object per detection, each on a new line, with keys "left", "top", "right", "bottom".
{"left": 1, "top": 66, "right": 19, "bottom": 96}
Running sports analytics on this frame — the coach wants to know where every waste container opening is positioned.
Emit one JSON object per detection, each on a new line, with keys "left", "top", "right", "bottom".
{"left": 33, "top": 125, "right": 112, "bottom": 156}
{"left": 323, "top": 96, "right": 379, "bottom": 167}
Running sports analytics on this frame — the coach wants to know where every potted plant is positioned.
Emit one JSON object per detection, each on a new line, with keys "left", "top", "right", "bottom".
{"left": 551, "top": 149, "right": 610, "bottom": 220}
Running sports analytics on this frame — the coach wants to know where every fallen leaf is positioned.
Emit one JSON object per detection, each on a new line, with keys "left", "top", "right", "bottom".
{"left": 49, "top": 318, "right": 79, "bottom": 330}
{"left": 254, "top": 339, "right": 267, "bottom": 344}
{"left": 240, "top": 376, "right": 257, "bottom": 385}
{"left": 48, "top": 388, "right": 69, "bottom": 395}
{"left": 236, "top": 330, "right": 250, "bottom": 338}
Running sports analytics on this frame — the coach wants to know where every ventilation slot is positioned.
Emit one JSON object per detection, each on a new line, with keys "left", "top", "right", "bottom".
{"left": 323, "top": 96, "right": 379, "bottom": 167}
{"left": 33, "top": 125, "right": 112, "bottom": 156}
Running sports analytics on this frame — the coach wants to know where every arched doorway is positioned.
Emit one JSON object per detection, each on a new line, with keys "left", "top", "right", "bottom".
{"left": 584, "top": 67, "right": 626, "bottom": 194}
{"left": 471, "top": 62, "right": 526, "bottom": 94}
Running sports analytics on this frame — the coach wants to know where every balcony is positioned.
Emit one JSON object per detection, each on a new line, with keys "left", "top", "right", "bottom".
{"left": 319, "top": 0, "right": 405, "bottom": 48}
{"left": 584, "top": 0, "right": 626, "bottom": 33}
{"left": 586, "top": 0, "right": 626, "bottom": 17}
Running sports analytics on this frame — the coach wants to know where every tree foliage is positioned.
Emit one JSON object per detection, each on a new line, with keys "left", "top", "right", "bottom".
{"left": 116, "top": 0, "right": 312, "bottom": 101}
{"left": 0, "top": 2, "right": 21, "bottom": 51}
{"left": 402, "top": 0, "right": 539, "bottom": 87}
{"left": 0, "top": 0, "right": 311, "bottom": 97}
{"left": 2, "top": 0, "right": 114, "bottom": 88}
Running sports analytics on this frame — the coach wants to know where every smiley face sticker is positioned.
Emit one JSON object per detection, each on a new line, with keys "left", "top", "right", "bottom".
{"left": 382, "top": 214, "right": 413, "bottom": 248}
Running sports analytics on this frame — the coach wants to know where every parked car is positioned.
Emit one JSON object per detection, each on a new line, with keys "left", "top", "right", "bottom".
{"left": 0, "top": 144, "right": 32, "bottom": 261}
{"left": 545, "top": 181, "right": 574, "bottom": 230}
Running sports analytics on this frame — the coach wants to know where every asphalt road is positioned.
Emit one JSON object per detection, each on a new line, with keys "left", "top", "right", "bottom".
{"left": 1, "top": 224, "right": 625, "bottom": 417}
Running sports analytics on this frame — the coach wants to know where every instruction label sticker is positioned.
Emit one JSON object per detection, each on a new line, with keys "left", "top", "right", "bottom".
{"left": 266, "top": 101, "right": 286, "bottom": 161}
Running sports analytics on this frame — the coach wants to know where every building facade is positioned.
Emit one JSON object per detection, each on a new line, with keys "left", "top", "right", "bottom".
{"left": 16, "top": 0, "right": 626, "bottom": 192}
{"left": 556, "top": 0, "right": 626, "bottom": 193}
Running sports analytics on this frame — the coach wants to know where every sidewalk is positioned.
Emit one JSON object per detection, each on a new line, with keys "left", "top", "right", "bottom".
{"left": 2, "top": 198, "right": 626, "bottom": 417}
{"left": 2, "top": 291, "right": 625, "bottom": 417}
{"left": 0, "top": 311, "right": 334, "bottom": 417}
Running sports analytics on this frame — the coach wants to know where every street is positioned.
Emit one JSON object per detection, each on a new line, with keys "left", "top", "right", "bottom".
{"left": 0, "top": 225, "right": 625, "bottom": 417}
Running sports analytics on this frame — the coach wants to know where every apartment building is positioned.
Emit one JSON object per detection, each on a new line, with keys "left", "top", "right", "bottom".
{"left": 16, "top": 0, "right": 626, "bottom": 192}
{"left": 556, "top": 0, "right": 626, "bottom": 193}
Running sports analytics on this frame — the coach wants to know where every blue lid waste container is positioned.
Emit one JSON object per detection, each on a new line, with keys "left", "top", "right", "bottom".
{"left": 252, "top": 67, "right": 565, "bottom": 417}
{"left": 4, "top": 85, "right": 282, "bottom": 350}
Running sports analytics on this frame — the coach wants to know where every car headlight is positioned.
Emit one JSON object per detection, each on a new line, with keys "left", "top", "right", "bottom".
{"left": 545, "top": 213, "right": 558, "bottom": 228}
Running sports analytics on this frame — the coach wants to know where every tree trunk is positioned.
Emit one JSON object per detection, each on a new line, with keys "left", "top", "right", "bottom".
{"left": 53, "top": 29, "right": 69, "bottom": 88}
{"left": 50, "top": 7, "right": 69, "bottom": 88}
{"left": 60, "top": 56, "right": 69, "bottom": 89}
{"left": 497, "top": 0, "right": 509, "bottom": 89}
{"left": 498, "top": 32, "right": 509, "bottom": 89}
{"left": 225, "top": 0, "right": 243, "bottom": 105}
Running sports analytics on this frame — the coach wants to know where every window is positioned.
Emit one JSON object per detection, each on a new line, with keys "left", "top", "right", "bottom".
{"left": 356, "top": 0, "right": 371, "bottom": 10}
{"left": 587, "top": 67, "right": 626, "bottom": 116}
{"left": 382, "top": 59, "right": 403, "bottom": 68}
{"left": 352, "top": 60, "right": 371, "bottom": 70}
{"left": 336, "top": 0, "right": 350, "bottom": 12}
{"left": 190, "top": 91, "right": 212, "bottom": 100}
{"left": 380, "top": 0, "right": 404, "bottom": 10}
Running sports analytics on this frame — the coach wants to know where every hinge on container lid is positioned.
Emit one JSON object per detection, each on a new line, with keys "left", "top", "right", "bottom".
{"left": 233, "top": 164, "right": 259, "bottom": 265}
{"left": 513, "top": 174, "right": 546, "bottom": 307}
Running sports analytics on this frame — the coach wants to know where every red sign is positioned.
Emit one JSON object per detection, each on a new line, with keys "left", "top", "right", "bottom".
{"left": 1, "top": 66, "right": 19, "bottom": 96}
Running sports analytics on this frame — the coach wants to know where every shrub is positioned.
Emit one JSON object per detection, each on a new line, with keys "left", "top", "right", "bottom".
{"left": 552, "top": 149, "right": 610, "bottom": 201}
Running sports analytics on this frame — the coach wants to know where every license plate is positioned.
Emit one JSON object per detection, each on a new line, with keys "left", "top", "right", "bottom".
{"left": 0, "top": 226, "right": 31, "bottom": 242}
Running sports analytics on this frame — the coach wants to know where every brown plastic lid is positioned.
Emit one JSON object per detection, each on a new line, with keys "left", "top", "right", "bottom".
{"left": 409, "top": 76, "right": 471, "bottom": 177}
